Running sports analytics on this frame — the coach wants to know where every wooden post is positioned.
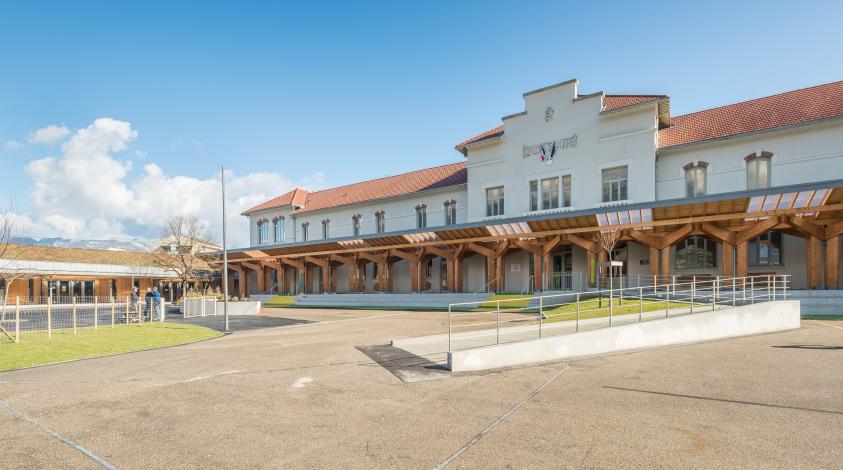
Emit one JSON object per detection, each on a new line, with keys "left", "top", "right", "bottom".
{"left": 826, "top": 236, "right": 840, "bottom": 289}
{"left": 649, "top": 246, "right": 660, "bottom": 277}
{"left": 15, "top": 297, "right": 20, "bottom": 343}
{"left": 72, "top": 296, "right": 77, "bottom": 335}
{"left": 721, "top": 242, "right": 735, "bottom": 278}
{"left": 322, "top": 265, "right": 331, "bottom": 293}
{"left": 736, "top": 241, "right": 748, "bottom": 278}
{"left": 659, "top": 248, "right": 671, "bottom": 282}
{"left": 446, "top": 259, "right": 456, "bottom": 292}
{"left": 47, "top": 296, "right": 52, "bottom": 339}
{"left": 533, "top": 253, "right": 543, "bottom": 292}
{"left": 485, "top": 257, "right": 496, "bottom": 292}
{"left": 806, "top": 236, "right": 822, "bottom": 289}
{"left": 454, "top": 258, "right": 463, "bottom": 293}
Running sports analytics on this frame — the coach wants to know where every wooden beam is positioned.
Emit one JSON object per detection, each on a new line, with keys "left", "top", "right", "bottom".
{"left": 358, "top": 251, "right": 388, "bottom": 265}
{"left": 659, "top": 224, "right": 694, "bottom": 250}
{"left": 426, "top": 245, "right": 455, "bottom": 261}
{"left": 735, "top": 216, "right": 781, "bottom": 245}
{"left": 389, "top": 248, "right": 423, "bottom": 262}
{"left": 807, "top": 236, "right": 822, "bottom": 289}
{"left": 826, "top": 236, "right": 840, "bottom": 289}
{"left": 542, "top": 235, "right": 564, "bottom": 256}
{"left": 826, "top": 221, "right": 843, "bottom": 240}
{"left": 467, "top": 242, "right": 496, "bottom": 259}
{"left": 784, "top": 215, "right": 825, "bottom": 240}
{"left": 512, "top": 239, "right": 541, "bottom": 255}
{"left": 700, "top": 223, "right": 736, "bottom": 245}
{"left": 624, "top": 229, "right": 660, "bottom": 249}
{"left": 304, "top": 256, "right": 330, "bottom": 268}
{"left": 566, "top": 234, "right": 599, "bottom": 253}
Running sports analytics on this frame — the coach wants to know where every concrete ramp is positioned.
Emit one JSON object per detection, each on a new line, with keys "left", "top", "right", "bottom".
{"left": 447, "top": 300, "right": 801, "bottom": 372}
{"left": 293, "top": 293, "right": 491, "bottom": 309}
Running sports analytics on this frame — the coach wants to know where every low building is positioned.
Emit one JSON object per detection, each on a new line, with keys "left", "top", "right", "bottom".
{"left": 0, "top": 244, "right": 217, "bottom": 303}
{"left": 227, "top": 79, "right": 843, "bottom": 296}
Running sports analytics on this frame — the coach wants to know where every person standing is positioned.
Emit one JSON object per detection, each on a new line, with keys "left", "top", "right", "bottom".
{"left": 152, "top": 286, "right": 162, "bottom": 320}
{"left": 144, "top": 288, "right": 153, "bottom": 320}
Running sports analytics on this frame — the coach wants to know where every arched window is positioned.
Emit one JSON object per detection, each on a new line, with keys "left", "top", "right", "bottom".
{"left": 684, "top": 161, "right": 708, "bottom": 197}
{"left": 415, "top": 205, "right": 427, "bottom": 229}
{"left": 675, "top": 236, "right": 716, "bottom": 269}
{"left": 746, "top": 151, "right": 773, "bottom": 189}
{"left": 375, "top": 211, "right": 385, "bottom": 233}
{"left": 352, "top": 214, "right": 361, "bottom": 236}
{"left": 321, "top": 219, "right": 330, "bottom": 239}
{"left": 301, "top": 222, "right": 309, "bottom": 242}
{"left": 257, "top": 219, "right": 269, "bottom": 244}
{"left": 444, "top": 200, "right": 457, "bottom": 225}
{"left": 273, "top": 217, "right": 285, "bottom": 243}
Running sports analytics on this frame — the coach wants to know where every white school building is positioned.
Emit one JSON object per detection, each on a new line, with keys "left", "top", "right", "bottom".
{"left": 227, "top": 79, "right": 843, "bottom": 299}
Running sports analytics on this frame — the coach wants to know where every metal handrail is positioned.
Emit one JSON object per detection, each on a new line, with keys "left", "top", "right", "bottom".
{"left": 473, "top": 278, "right": 499, "bottom": 294}
{"left": 446, "top": 274, "right": 790, "bottom": 352}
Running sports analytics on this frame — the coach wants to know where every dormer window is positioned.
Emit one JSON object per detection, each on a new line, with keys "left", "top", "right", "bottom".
{"left": 684, "top": 161, "right": 708, "bottom": 197}
{"left": 257, "top": 219, "right": 270, "bottom": 244}
{"left": 415, "top": 205, "right": 427, "bottom": 229}
{"left": 746, "top": 151, "right": 772, "bottom": 189}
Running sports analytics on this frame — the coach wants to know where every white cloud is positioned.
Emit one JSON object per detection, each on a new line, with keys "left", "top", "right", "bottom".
{"left": 21, "top": 118, "right": 323, "bottom": 246}
{"left": 28, "top": 124, "right": 71, "bottom": 145}
{"left": 4, "top": 140, "right": 24, "bottom": 151}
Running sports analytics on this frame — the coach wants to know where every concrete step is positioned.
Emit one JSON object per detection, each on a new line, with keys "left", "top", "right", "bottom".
{"left": 787, "top": 290, "right": 843, "bottom": 299}
{"left": 293, "top": 293, "right": 492, "bottom": 309}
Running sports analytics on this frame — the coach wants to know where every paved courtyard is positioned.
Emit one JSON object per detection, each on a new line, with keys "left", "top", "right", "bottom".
{"left": 1, "top": 307, "right": 841, "bottom": 469}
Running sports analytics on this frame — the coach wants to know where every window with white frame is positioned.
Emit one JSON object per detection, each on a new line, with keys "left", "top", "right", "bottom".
{"left": 746, "top": 152, "right": 772, "bottom": 189}
{"left": 375, "top": 211, "right": 385, "bottom": 233}
{"left": 749, "top": 231, "right": 782, "bottom": 266}
{"left": 444, "top": 200, "right": 457, "bottom": 225}
{"left": 675, "top": 236, "right": 716, "bottom": 269}
{"left": 258, "top": 219, "right": 269, "bottom": 244}
{"left": 485, "top": 186, "right": 504, "bottom": 217}
{"left": 602, "top": 166, "right": 628, "bottom": 203}
{"left": 684, "top": 162, "right": 707, "bottom": 197}
{"left": 273, "top": 217, "right": 285, "bottom": 243}
{"left": 321, "top": 219, "right": 330, "bottom": 239}
{"left": 529, "top": 175, "right": 572, "bottom": 211}
{"left": 415, "top": 205, "right": 427, "bottom": 229}
{"left": 301, "top": 222, "right": 309, "bottom": 242}
{"left": 352, "top": 214, "right": 361, "bottom": 236}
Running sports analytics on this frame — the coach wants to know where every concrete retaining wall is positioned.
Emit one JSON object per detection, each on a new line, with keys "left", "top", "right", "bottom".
{"left": 180, "top": 301, "right": 261, "bottom": 316}
{"left": 447, "top": 300, "right": 801, "bottom": 372}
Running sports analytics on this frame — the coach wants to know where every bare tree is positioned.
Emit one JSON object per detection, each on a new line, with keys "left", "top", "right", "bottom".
{"left": 593, "top": 229, "right": 622, "bottom": 307}
{"left": 153, "top": 215, "right": 217, "bottom": 300}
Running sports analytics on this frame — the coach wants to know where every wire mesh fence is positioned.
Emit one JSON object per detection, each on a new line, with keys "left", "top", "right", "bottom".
{"left": 0, "top": 296, "right": 167, "bottom": 345}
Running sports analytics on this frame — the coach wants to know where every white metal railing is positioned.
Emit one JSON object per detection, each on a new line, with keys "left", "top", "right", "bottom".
{"left": 521, "top": 272, "right": 585, "bottom": 294}
{"left": 446, "top": 274, "right": 790, "bottom": 352}
{"left": 182, "top": 296, "right": 219, "bottom": 318}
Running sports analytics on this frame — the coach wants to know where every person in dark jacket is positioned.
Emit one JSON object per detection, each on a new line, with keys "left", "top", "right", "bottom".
{"left": 144, "top": 288, "right": 153, "bottom": 320}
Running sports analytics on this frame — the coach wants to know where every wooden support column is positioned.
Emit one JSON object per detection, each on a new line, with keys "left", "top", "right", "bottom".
{"left": 806, "top": 236, "right": 822, "bottom": 289}
{"left": 721, "top": 242, "right": 735, "bottom": 278}
{"left": 485, "top": 257, "right": 496, "bottom": 292}
{"left": 533, "top": 253, "right": 543, "bottom": 292}
{"left": 390, "top": 249, "right": 425, "bottom": 293}
{"left": 736, "top": 241, "right": 748, "bottom": 278}
{"left": 649, "top": 246, "right": 660, "bottom": 277}
{"left": 659, "top": 248, "right": 671, "bottom": 281}
{"left": 826, "top": 236, "right": 840, "bottom": 289}
{"left": 234, "top": 265, "right": 245, "bottom": 299}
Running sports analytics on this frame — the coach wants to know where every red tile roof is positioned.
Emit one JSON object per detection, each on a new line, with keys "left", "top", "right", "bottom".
{"left": 243, "top": 163, "right": 467, "bottom": 216}
{"left": 455, "top": 95, "right": 665, "bottom": 153}
{"left": 242, "top": 188, "right": 309, "bottom": 215}
{"left": 658, "top": 80, "right": 843, "bottom": 149}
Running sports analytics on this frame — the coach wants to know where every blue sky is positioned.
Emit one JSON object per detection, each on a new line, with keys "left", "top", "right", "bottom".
{"left": 1, "top": 0, "right": 842, "bottom": 244}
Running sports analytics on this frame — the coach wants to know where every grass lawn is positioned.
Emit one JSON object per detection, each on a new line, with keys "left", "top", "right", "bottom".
{"left": 0, "top": 323, "right": 220, "bottom": 371}
{"left": 472, "top": 294, "right": 532, "bottom": 311}
{"left": 542, "top": 296, "right": 685, "bottom": 323}
{"left": 802, "top": 315, "right": 843, "bottom": 320}
{"left": 263, "top": 295, "right": 297, "bottom": 307}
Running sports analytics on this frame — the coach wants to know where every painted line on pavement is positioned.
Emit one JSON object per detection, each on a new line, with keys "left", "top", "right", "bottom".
{"left": 433, "top": 365, "right": 571, "bottom": 469}
{"left": 0, "top": 398, "right": 119, "bottom": 470}
{"left": 812, "top": 320, "right": 843, "bottom": 331}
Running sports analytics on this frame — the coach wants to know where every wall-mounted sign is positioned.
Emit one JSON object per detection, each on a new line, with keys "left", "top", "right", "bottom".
{"left": 523, "top": 134, "right": 577, "bottom": 166}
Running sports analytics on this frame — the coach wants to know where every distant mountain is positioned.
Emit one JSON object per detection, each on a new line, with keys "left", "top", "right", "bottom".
{"left": 9, "top": 237, "right": 155, "bottom": 252}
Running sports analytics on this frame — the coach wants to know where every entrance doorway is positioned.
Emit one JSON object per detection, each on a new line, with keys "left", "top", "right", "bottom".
{"left": 550, "top": 247, "right": 573, "bottom": 290}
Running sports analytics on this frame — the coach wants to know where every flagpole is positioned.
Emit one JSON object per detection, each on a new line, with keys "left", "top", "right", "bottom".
{"left": 221, "top": 164, "right": 230, "bottom": 332}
